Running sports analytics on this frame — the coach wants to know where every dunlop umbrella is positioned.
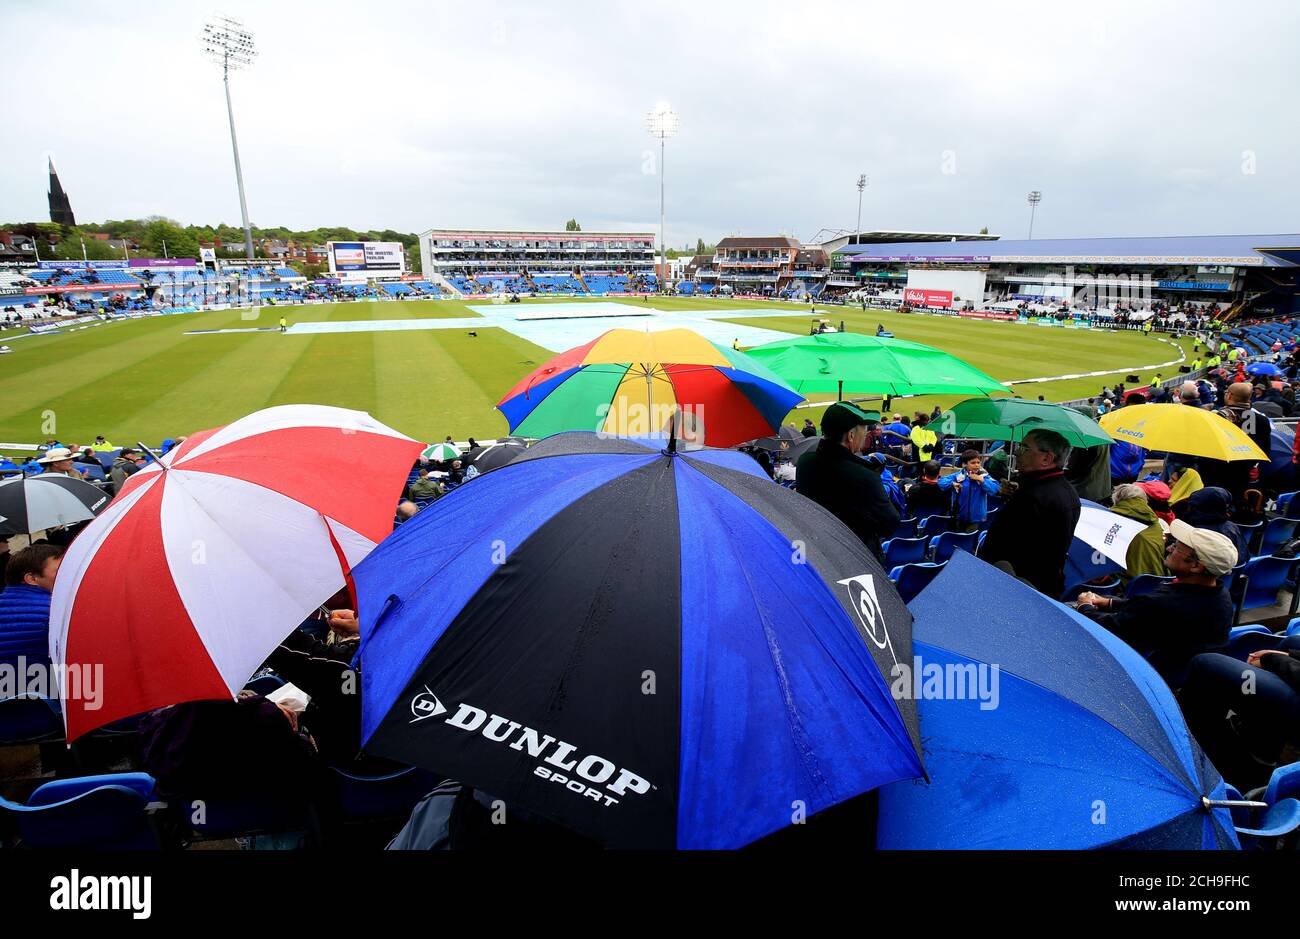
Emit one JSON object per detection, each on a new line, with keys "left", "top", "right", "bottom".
{"left": 0, "top": 474, "right": 113, "bottom": 536}
{"left": 351, "top": 432, "right": 924, "bottom": 848}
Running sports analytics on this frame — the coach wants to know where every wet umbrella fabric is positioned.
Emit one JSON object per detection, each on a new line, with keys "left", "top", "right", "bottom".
{"left": 876, "top": 552, "right": 1239, "bottom": 849}
{"left": 0, "top": 474, "right": 112, "bottom": 536}
{"left": 352, "top": 432, "right": 923, "bottom": 849}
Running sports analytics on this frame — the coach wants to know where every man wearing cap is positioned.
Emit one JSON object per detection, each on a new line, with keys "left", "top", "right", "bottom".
{"left": 110, "top": 447, "right": 143, "bottom": 494}
{"left": 1077, "top": 520, "right": 1237, "bottom": 683}
{"left": 796, "top": 402, "right": 901, "bottom": 563}
{"left": 37, "top": 447, "right": 87, "bottom": 480}
{"left": 978, "top": 428, "right": 1080, "bottom": 598}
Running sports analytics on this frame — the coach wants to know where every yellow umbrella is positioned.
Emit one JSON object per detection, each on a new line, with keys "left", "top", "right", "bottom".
{"left": 1100, "top": 404, "right": 1266, "bottom": 462}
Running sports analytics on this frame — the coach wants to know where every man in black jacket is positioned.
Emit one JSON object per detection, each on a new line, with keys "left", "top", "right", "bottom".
{"left": 978, "top": 428, "right": 1080, "bottom": 598}
{"left": 1077, "top": 520, "right": 1237, "bottom": 684}
{"left": 796, "top": 402, "right": 901, "bottom": 562}
{"left": 1198, "top": 381, "right": 1270, "bottom": 516}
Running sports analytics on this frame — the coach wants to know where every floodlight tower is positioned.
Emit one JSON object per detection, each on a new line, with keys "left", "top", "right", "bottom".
{"left": 203, "top": 16, "right": 257, "bottom": 260}
{"left": 855, "top": 174, "right": 868, "bottom": 237}
{"left": 646, "top": 103, "right": 679, "bottom": 289}
{"left": 1027, "top": 190, "right": 1042, "bottom": 240}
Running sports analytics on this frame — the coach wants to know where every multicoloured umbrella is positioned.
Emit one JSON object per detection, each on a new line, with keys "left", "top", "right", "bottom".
{"left": 940, "top": 397, "right": 1112, "bottom": 448}
{"left": 1246, "top": 362, "right": 1283, "bottom": 377}
{"left": 49, "top": 404, "right": 423, "bottom": 740}
{"left": 352, "top": 432, "right": 923, "bottom": 848}
{"left": 877, "top": 552, "right": 1239, "bottom": 849}
{"left": 743, "top": 332, "right": 1008, "bottom": 399}
{"left": 1100, "top": 403, "right": 1267, "bottom": 461}
{"left": 496, "top": 328, "right": 803, "bottom": 448}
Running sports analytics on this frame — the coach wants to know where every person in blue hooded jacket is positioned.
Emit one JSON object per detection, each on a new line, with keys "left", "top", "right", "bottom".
{"left": 939, "top": 449, "right": 1001, "bottom": 531}
{"left": 0, "top": 544, "right": 63, "bottom": 668}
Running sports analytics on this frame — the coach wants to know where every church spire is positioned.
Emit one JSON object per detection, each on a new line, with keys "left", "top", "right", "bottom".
{"left": 48, "top": 156, "right": 76, "bottom": 226}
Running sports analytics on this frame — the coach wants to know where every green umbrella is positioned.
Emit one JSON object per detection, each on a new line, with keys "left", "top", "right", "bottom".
{"left": 743, "top": 332, "right": 1009, "bottom": 400}
{"left": 422, "top": 443, "right": 461, "bottom": 461}
{"left": 939, "top": 397, "right": 1112, "bottom": 448}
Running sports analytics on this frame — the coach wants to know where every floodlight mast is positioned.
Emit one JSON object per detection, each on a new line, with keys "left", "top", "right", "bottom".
{"left": 646, "top": 105, "right": 679, "bottom": 291}
{"left": 855, "top": 174, "right": 868, "bottom": 237}
{"left": 1027, "top": 190, "right": 1042, "bottom": 240}
{"left": 203, "top": 17, "right": 257, "bottom": 260}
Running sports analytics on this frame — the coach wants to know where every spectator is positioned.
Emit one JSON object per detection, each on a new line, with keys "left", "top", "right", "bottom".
{"left": 1106, "top": 484, "right": 1169, "bottom": 583}
{"left": 409, "top": 470, "right": 446, "bottom": 503}
{"left": 1077, "top": 520, "right": 1236, "bottom": 684}
{"left": 1109, "top": 439, "right": 1147, "bottom": 485}
{"left": 1180, "top": 638, "right": 1300, "bottom": 789}
{"left": 1199, "top": 382, "right": 1271, "bottom": 515}
{"left": 800, "top": 419, "right": 817, "bottom": 438}
{"left": 395, "top": 501, "right": 419, "bottom": 524}
{"left": 795, "top": 402, "right": 901, "bottom": 563}
{"left": 938, "top": 449, "right": 1000, "bottom": 532}
{"left": 0, "top": 544, "right": 63, "bottom": 667}
{"left": 979, "top": 428, "right": 1081, "bottom": 597}
{"left": 905, "top": 461, "right": 950, "bottom": 518}
{"left": 1174, "top": 486, "right": 1249, "bottom": 564}
{"left": 110, "top": 447, "right": 142, "bottom": 494}
{"left": 447, "top": 460, "right": 466, "bottom": 485}
{"left": 36, "top": 447, "right": 87, "bottom": 480}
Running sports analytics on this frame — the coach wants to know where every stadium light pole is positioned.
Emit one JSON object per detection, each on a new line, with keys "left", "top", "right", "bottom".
{"left": 856, "top": 174, "right": 868, "bottom": 237}
{"left": 1027, "top": 190, "right": 1042, "bottom": 240}
{"left": 202, "top": 17, "right": 257, "bottom": 260}
{"left": 646, "top": 104, "right": 679, "bottom": 292}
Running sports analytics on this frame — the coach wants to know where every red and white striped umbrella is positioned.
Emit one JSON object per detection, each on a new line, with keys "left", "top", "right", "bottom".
{"left": 49, "top": 404, "right": 423, "bottom": 740}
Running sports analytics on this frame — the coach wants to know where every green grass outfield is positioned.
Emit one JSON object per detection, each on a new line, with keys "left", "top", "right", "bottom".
{"left": 0, "top": 296, "right": 1199, "bottom": 449}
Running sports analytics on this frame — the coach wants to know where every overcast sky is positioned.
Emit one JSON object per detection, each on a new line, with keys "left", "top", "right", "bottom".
{"left": 4, "top": 0, "right": 1299, "bottom": 246}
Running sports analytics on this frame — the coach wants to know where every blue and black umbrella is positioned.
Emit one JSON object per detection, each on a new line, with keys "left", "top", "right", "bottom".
{"left": 352, "top": 432, "right": 923, "bottom": 848}
{"left": 877, "top": 552, "right": 1239, "bottom": 849}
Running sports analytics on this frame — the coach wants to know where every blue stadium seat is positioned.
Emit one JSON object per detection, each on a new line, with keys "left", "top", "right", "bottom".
{"left": 1238, "top": 555, "right": 1300, "bottom": 614}
{"left": 1223, "top": 624, "right": 1283, "bottom": 660}
{"left": 1277, "top": 492, "right": 1300, "bottom": 518}
{"left": 1257, "top": 517, "right": 1300, "bottom": 557}
{"left": 917, "top": 514, "right": 953, "bottom": 538}
{"left": 888, "top": 561, "right": 948, "bottom": 604}
{"left": 882, "top": 536, "right": 930, "bottom": 569}
{"left": 1124, "top": 574, "right": 1175, "bottom": 598}
{"left": 1237, "top": 519, "right": 1265, "bottom": 555}
{"left": 892, "top": 517, "right": 918, "bottom": 540}
{"left": 929, "top": 529, "right": 979, "bottom": 563}
{"left": 176, "top": 789, "right": 320, "bottom": 843}
{"left": 1060, "top": 576, "right": 1121, "bottom": 603}
{"left": 0, "top": 695, "right": 63, "bottom": 746}
{"left": 1, "top": 773, "right": 161, "bottom": 849}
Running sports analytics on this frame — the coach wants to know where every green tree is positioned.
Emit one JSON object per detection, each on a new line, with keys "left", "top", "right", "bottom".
{"left": 139, "top": 219, "right": 201, "bottom": 260}
{"left": 979, "top": 226, "right": 989, "bottom": 235}
{"left": 52, "top": 229, "right": 119, "bottom": 261}
{"left": 565, "top": 219, "right": 582, "bottom": 231}
{"left": 696, "top": 238, "right": 706, "bottom": 254}
{"left": 406, "top": 244, "right": 422, "bottom": 274}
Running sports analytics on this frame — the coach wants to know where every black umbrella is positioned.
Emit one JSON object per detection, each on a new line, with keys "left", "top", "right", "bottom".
{"left": 0, "top": 474, "right": 112, "bottom": 536}
{"left": 351, "top": 433, "right": 923, "bottom": 848}
{"left": 751, "top": 423, "right": 802, "bottom": 453}
{"left": 781, "top": 434, "right": 821, "bottom": 464}
{"left": 467, "top": 441, "right": 526, "bottom": 474}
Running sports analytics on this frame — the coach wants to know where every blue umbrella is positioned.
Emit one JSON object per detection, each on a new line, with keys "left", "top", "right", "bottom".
{"left": 877, "top": 552, "right": 1240, "bottom": 849}
{"left": 352, "top": 432, "right": 924, "bottom": 848}
{"left": 1246, "top": 362, "right": 1283, "bottom": 377}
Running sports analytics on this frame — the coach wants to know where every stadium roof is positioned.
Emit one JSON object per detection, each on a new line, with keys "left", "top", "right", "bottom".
{"left": 715, "top": 236, "right": 801, "bottom": 249}
{"left": 843, "top": 233, "right": 1300, "bottom": 267}
{"left": 829, "top": 230, "right": 1000, "bottom": 252}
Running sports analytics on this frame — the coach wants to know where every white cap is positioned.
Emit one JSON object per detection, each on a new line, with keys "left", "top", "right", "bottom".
{"left": 1168, "top": 519, "right": 1238, "bottom": 577}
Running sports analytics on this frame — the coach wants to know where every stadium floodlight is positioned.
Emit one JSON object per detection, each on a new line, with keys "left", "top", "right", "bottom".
{"left": 856, "top": 174, "right": 868, "bottom": 238}
{"left": 202, "top": 16, "right": 258, "bottom": 260}
{"left": 1027, "top": 190, "right": 1042, "bottom": 240}
{"left": 646, "top": 103, "right": 679, "bottom": 289}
